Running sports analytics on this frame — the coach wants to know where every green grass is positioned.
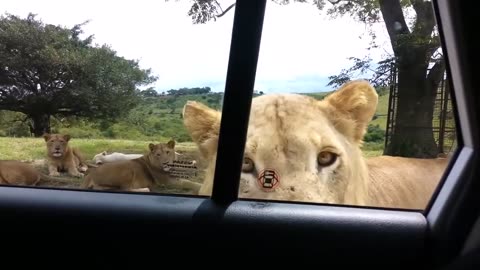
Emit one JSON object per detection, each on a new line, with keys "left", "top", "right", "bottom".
{"left": 361, "top": 142, "right": 385, "bottom": 157}
{"left": 370, "top": 93, "right": 389, "bottom": 130}
{"left": 363, "top": 150, "right": 384, "bottom": 158}
{"left": 302, "top": 92, "right": 330, "bottom": 100}
{"left": 0, "top": 137, "right": 383, "bottom": 162}
{"left": 0, "top": 137, "right": 199, "bottom": 161}
{"left": 302, "top": 91, "right": 390, "bottom": 130}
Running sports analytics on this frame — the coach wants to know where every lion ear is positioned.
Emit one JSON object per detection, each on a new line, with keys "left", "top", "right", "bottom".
{"left": 43, "top": 133, "right": 51, "bottom": 142}
{"left": 182, "top": 101, "right": 221, "bottom": 157}
{"left": 63, "top": 134, "right": 71, "bottom": 142}
{"left": 102, "top": 151, "right": 107, "bottom": 156}
{"left": 321, "top": 80, "right": 378, "bottom": 143}
{"left": 149, "top": 143, "right": 155, "bottom": 152}
{"left": 167, "top": 139, "right": 175, "bottom": 149}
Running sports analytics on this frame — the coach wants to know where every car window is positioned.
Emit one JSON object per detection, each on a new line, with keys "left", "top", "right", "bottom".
{"left": 0, "top": 0, "right": 232, "bottom": 195}
{"left": 0, "top": 0, "right": 459, "bottom": 212}
{"left": 181, "top": 0, "right": 458, "bottom": 210}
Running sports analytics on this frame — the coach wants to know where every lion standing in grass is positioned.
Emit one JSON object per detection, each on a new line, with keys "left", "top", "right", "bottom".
{"left": 43, "top": 133, "right": 88, "bottom": 178}
{"left": 182, "top": 80, "right": 449, "bottom": 209}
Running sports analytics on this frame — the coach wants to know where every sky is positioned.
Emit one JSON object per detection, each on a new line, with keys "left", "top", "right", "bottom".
{"left": 1, "top": 0, "right": 393, "bottom": 94}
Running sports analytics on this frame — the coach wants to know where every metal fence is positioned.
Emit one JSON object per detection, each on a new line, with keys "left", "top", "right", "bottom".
{"left": 384, "top": 65, "right": 457, "bottom": 155}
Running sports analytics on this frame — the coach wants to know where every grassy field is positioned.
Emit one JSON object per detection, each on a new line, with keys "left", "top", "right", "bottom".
{"left": 0, "top": 137, "right": 199, "bottom": 161}
{"left": 304, "top": 91, "right": 390, "bottom": 130}
{"left": 0, "top": 137, "right": 383, "bottom": 162}
{"left": 361, "top": 142, "right": 384, "bottom": 157}
{"left": 370, "top": 92, "right": 389, "bottom": 130}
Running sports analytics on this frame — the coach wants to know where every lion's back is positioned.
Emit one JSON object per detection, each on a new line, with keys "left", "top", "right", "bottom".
{"left": 88, "top": 160, "right": 141, "bottom": 184}
{"left": 0, "top": 160, "right": 40, "bottom": 185}
{"left": 366, "top": 155, "right": 449, "bottom": 209}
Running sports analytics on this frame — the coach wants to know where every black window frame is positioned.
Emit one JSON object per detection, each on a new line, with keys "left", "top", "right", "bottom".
{"left": 0, "top": 0, "right": 478, "bottom": 267}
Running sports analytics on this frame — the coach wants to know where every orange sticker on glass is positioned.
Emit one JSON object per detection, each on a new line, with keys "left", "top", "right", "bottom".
{"left": 257, "top": 169, "right": 280, "bottom": 191}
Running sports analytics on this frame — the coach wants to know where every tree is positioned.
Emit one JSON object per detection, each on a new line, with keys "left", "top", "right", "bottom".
{"left": 177, "top": 0, "right": 445, "bottom": 158}
{"left": 0, "top": 13, "right": 157, "bottom": 137}
{"left": 141, "top": 87, "right": 159, "bottom": 98}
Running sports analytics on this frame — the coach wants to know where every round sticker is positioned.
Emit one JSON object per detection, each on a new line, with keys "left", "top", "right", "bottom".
{"left": 257, "top": 169, "right": 280, "bottom": 191}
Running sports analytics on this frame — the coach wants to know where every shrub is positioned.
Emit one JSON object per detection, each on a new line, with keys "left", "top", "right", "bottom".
{"left": 364, "top": 124, "right": 385, "bottom": 143}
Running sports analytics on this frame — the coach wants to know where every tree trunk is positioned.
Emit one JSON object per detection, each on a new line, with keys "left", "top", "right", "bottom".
{"left": 385, "top": 65, "right": 439, "bottom": 158}
{"left": 29, "top": 114, "right": 51, "bottom": 137}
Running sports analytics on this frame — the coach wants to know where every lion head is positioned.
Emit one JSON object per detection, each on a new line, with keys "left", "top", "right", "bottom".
{"left": 182, "top": 80, "right": 378, "bottom": 206}
{"left": 43, "top": 133, "right": 72, "bottom": 158}
{"left": 147, "top": 140, "right": 176, "bottom": 170}
{"left": 93, "top": 151, "right": 108, "bottom": 165}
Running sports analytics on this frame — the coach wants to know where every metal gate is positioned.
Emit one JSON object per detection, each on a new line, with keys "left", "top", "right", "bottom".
{"left": 384, "top": 65, "right": 457, "bottom": 155}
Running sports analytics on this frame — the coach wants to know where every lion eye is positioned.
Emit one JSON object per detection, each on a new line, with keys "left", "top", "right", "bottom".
{"left": 242, "top": 157, "right": 255, "bottom": 173}
{"left": 317, "top": 151, "right": 337, "bottom": 167}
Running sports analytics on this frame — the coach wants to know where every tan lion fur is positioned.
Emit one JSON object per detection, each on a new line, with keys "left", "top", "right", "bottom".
{"left": 182, "top": 80, "right": 449, "bottom": 209}
{"left": 43, "top": 133, "right": 88, "bottom": 178}
{"left": 367, "top": 155, "right": 448, "bottom": 209}
{"left": 0, "top": 160, "right": 70, "bottom": 186}
{"left": 81, "top": 140, "right": 201, "bottom": 194}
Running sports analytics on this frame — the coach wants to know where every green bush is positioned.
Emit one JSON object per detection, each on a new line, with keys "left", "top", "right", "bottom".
{"left": 58, "top": 127, "right": 103, "bottom": 139}
{"left": 6, "top": 122, "right": 31, "bottom": 137}
{"left": 376, "top": 86, "right": 389, "bottom": 96}
{"left": 364, "top": 124, "right": 385, "bottom": 143}
{"left": 104, "top": 123, "right": 146, "bottom": 140}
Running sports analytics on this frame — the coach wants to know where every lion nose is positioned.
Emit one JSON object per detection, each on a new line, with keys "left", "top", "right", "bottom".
{"left": 55, "top": 147, "right": 60, "bottom": 150}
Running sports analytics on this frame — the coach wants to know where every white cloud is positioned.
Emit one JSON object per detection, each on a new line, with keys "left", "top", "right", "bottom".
{"left": 1, "top": 0, "right": 393, "bottom": 93}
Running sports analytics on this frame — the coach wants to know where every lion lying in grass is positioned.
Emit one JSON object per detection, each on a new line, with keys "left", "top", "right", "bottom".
{"left": 92, "top": 151, "right": 144, "bottom": 165}
{"left": 0, "top": 160, "right": 69, "bottom": 186}
{"left": 81, "top": 140, "right": 202, "bottom": 194}
{"left": 182, "top": 80, "right": 450, "bottom": 209}
{"left": 43, "top": 133, "right": 88, "bottom": 178}
{"left": 93, "top": 151, "right": 184, "bottom": 165}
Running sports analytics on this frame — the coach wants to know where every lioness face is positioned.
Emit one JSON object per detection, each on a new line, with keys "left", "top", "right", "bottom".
{"left": 93, "top": 151, "right": 108, "bottom": 165}
{"left": 43, "top": 133, "right": 71, "bottom": 158}
{"left": 148, "top": 140, "right": 176, "bottom": 169}
{"left": 183, "top": 80, "right": 378, "bottom": 205}
{"left": 239, "top": 95, "right": 357, "bottom": 203}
